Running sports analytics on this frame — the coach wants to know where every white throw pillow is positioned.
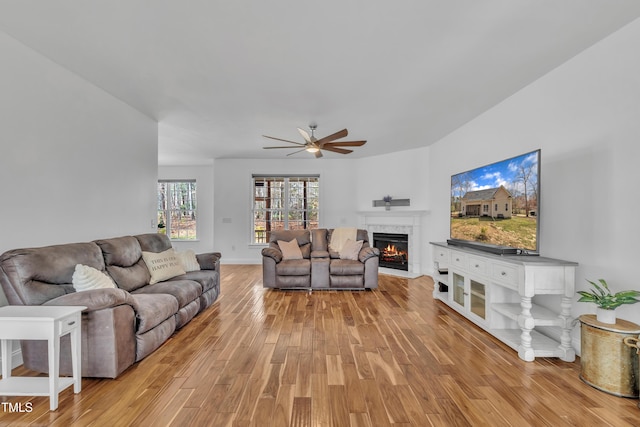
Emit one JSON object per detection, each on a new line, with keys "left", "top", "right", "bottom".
{"left": 277, "top": 239, "right": 303, "bottom": 260}
{"left": 72, "top": 264, "right": 116, "bottom": 292}
{"left": 176, "top": 249, "right": 201, "bottom": 272}
{"left": 339, "top": 239, "right": 364, "bottom": 261}
{"left": 142, "top": 248, "right": 186, "bottom": 284}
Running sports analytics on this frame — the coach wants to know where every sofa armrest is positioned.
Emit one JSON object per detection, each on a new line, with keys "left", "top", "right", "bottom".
{"left": 196, "top": 252, "right": 221, "bottom": 270}
{"left": 44, "top": 288, "right": 135, "bottom": 313}
{"left": 311, "top": 250, "right": 330, "bottom": 259}
{"left": 261, "top": 247, "right": 282, "bottom": 263}
{"left": 359, "top": 247, "right": 380, "bottom": 263}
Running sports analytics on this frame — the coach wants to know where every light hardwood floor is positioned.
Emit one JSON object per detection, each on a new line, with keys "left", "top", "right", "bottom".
{"left": 1, "top": 265, "right": 639, "bottom": 426}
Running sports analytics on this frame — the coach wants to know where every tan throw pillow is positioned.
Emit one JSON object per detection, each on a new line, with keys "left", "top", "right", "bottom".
{"left": 142, "top": 248, "right": 186, "bottom": 284}
{"left": 339, "top": 239, "right": 364, "bottom": 261}
{"left": 72, "top": 264, "right": 116, "bottom": 292}
{"left": 278, "top": 239, "right": 303, "bottom": 260}
{"left": 176, "top": 249, "right": 201, "bottom": 272}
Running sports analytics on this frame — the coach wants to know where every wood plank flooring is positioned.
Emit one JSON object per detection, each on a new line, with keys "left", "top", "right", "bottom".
{"left": 1, "top": 264, "right": 639, "bottom": 426}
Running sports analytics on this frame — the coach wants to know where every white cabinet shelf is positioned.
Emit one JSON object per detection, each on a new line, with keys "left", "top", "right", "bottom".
{"left": 430, "top": 242, "right": 577, "bottom": 362}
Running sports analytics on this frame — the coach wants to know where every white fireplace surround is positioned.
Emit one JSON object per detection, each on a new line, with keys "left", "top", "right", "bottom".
{"left": 357, "top": 210, "right": 428, "bottom": 278}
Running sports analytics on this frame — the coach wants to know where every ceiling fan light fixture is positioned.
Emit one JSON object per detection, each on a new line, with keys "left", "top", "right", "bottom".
{"left": 263, "top": 125, "right": 366, "bottom": 157}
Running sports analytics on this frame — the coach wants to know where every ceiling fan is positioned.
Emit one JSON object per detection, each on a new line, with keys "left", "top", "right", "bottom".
{"left": 263, "top": 124, "right": 366, "bottom": 158}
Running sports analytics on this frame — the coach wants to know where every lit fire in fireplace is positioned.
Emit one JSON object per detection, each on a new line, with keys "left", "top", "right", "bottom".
{"left": 381, "top": 244, "right": 408, "bottom": 263}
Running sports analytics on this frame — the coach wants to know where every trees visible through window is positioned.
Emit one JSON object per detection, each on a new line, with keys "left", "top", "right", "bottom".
{"left": 158, "top": 180, "right": 197, "bottom": 240}
{"left": 252, "top": 175, "right": 319, "bottom": 244}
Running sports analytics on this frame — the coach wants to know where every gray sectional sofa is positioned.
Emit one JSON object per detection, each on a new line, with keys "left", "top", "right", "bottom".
{"left": 0, "top": 233, "right": 220, "bottom": 378}
{"left": 261, "top": 228, "right": 379, "bottom": 289}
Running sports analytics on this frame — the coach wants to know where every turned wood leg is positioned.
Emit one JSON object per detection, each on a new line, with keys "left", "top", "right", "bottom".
{"left": 558, "top": 296, "right": 576, "bottom": 362}
{"left": 518, "top": 296, "right": 535, "bottom": 362}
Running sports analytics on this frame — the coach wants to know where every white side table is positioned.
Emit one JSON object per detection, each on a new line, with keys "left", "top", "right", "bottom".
{"left": 0, "top": 305, "right": 86, "bottom": 411}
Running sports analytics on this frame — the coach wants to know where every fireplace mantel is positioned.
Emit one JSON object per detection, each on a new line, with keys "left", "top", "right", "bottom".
{"left": 357, "top": 210, "right": 429, "bottom": 278}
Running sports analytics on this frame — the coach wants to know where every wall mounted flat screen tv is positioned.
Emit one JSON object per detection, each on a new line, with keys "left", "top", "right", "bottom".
{"left": 449, "top": 149, "right": 540, "bottom": 255}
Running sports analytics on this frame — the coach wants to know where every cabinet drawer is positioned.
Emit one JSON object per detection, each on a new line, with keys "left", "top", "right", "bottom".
{"left": 468, "top": 256, "right": 487, "bottom": 275}
{"left": 58, "top": 314, "right": 80, "bottom": 335}
{"left": 434, "top": 248, "right": 449, "bottom": 263}
{"left": 450, "top": 252, "right": 467, "bottom": 268}
{"left": 491, "top": 263, "right": 518, "bottom": 287}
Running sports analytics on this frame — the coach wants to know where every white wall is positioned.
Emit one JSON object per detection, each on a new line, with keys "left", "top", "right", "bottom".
{"left": 213, "top": 158, "right": 358, "bottom": 263}
{"left": 158, "top": 165, "right": 215, "bottom": 254}
{"left": 0, "top": 32, "right": 158, "bottom": 306}
{"left": 427, "top": 18, "right": 640, "bottom": 348}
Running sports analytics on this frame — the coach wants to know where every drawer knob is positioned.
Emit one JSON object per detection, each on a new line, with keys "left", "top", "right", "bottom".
{"left": 501, "top": 271, "right": 507, "bottom": 276}
{"left": 475, "top": 264, "right": 479, "bottom": 268}
{"left": 456, "top": 258, "right": 460, "bottom": 261}
{"left": 67, "top": 321, "right": 76, "bottom": 326}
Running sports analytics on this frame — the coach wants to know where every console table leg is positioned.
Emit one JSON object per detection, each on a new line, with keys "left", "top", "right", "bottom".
{"left": 518, "top": 296, "right": 535, "bottom": 362}
{"left": 48, "top": 332, "right": 60, "bottom": 411}
{"left": 1, "top": 339, "right": 11, "bottom": 379}
{"left": 559, "top": 296, "right": 576, "bottom": 362}
{"left": 71, "top": 325, "right": 82, "bottom": 393}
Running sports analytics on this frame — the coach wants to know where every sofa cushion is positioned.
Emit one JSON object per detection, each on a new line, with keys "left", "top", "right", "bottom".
{"left": 135, "top": 233, "right": 173, "bottom": 253}
{"left": 172, "top": 270, "right": 217, "bottom": 292}
{"left": 268, "top": 230, "right": 311, "bottom": 258}
{"left": 330, "top": 259, "right": 365, "bottom": 275}
{"left": 276, "top": 259, "right": 311, "bottom": 276}
{"left": 141, "top": 248, "right": 186, "bottom": 284}
{"left": 105, "top": 263, "right": 151, "bottom": 292}
{"left": 176, "top": 250, "right": 201, "bottom": 272}
{"left": 132, "top": 279, "right": 201, "bottom": 308}
{"left": 72, "top": 264, "right": 116, "bottom": 292}
{"left": 329, "top": 227, "right": 357, "bottom": 253}
{"left": 96, "top": 236, "right": 143, "bottom": 268}
{"left": 95, "top": 236, "right": 151, "bottom": 292}
{"left": 129, "top": 293, "right": 178, "bottom": 334}
{"left": 278, "top": 239, "right": 303, "bottom": 260}
{"left": 339, "top": 239, "right": 364, "bottom": 261}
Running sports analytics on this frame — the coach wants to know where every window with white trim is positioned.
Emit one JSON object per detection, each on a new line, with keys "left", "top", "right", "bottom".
{"left": 252, "top": 175, "right": 319, "bottom": 244}
{"left": 157, "top": 180, "right": 197, "bottom": 240}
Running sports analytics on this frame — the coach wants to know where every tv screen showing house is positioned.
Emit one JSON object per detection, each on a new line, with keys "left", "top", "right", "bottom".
{"left": 450, "top": 149, "right": 540, "bottom": 253}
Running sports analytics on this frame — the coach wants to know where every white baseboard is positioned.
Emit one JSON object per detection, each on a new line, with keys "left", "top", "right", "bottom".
{"left": 0, "top": 340, "right": 23, "bottom": 370}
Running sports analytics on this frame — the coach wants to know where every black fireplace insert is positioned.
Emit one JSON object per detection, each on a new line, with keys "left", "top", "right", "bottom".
{"left": 372, "top": 232, "right": 409, "bottom": 271}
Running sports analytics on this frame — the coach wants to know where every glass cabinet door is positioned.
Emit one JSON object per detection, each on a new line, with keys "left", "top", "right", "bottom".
{"left": 470, "top": 279, "right": 486, "bottom": 320}
{"left": 452, "top": 273, "right": 465, "bottom": 308}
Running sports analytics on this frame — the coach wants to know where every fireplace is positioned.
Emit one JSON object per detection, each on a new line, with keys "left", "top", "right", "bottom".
{"left": 373, "top": 232, "right": 409, "bottom": 271}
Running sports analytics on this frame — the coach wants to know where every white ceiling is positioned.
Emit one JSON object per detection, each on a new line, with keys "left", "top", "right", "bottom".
{"left": 1, "top": 1, "right": 639, "bottom": 165}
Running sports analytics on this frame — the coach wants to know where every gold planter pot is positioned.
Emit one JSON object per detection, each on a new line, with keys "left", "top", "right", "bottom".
{"left": 579, "top": 315, "right": 640, "bottom": 398}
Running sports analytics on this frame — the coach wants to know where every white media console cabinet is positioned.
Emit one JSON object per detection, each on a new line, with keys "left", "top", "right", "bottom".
{"left": 430, "top": 242, "right": 578, "bottom": 362}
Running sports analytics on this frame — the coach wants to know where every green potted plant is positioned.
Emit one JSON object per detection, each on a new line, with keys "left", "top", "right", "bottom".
{"left": 577, "top": 279, "right": 640, "bottom": 324}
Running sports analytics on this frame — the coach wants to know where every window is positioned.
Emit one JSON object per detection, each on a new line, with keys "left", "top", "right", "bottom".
{"left": 157, "top": 180, "right": 197, "bottom": 240}
{"left": 252, "top": 175, "right": 319, "bottom": 244}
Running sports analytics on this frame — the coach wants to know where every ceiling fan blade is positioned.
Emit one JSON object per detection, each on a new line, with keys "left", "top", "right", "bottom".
{"left": 297, "top": 128, "right": 312, "bottom": 142}
{"left": 263, "top": 146, "right": 303, "bottom": 149}
{"left": 315, "top": 128, "right": 348, "bottom": 146}
{"left": 323, "top": 140, "right": 366, "bottom": 147}
{"left": 262, "top": 135, "right": 305, "bottom": 146}
{"left": 286, "top": 148, "right": 308, "bottom": 156}
{"left": 321, "top": 146, "right": 353, "bottom": 155}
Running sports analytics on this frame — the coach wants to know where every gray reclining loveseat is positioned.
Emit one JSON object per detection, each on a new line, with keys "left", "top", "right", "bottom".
{"left": 261, "top": 228, "right": 379, "bottom": 289}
